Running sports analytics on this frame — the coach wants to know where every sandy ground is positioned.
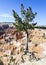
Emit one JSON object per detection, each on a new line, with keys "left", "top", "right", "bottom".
{"left": 20, "top": 57, "right": 46, "bottom": 65}
{"left": 19, "top": 42, "right": 46, "bottom": 65}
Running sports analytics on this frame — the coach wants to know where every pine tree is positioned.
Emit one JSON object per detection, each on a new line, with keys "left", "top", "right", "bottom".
{"left": 12, "top": 4, "right": 37, "bottom": 53}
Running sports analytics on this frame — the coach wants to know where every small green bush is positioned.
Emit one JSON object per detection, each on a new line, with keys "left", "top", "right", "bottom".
{"left": 0, "top": 42, "right": 3, "bottom": 45}
{"left": 0, "top": 60, "right": 4, "bottom": 65}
